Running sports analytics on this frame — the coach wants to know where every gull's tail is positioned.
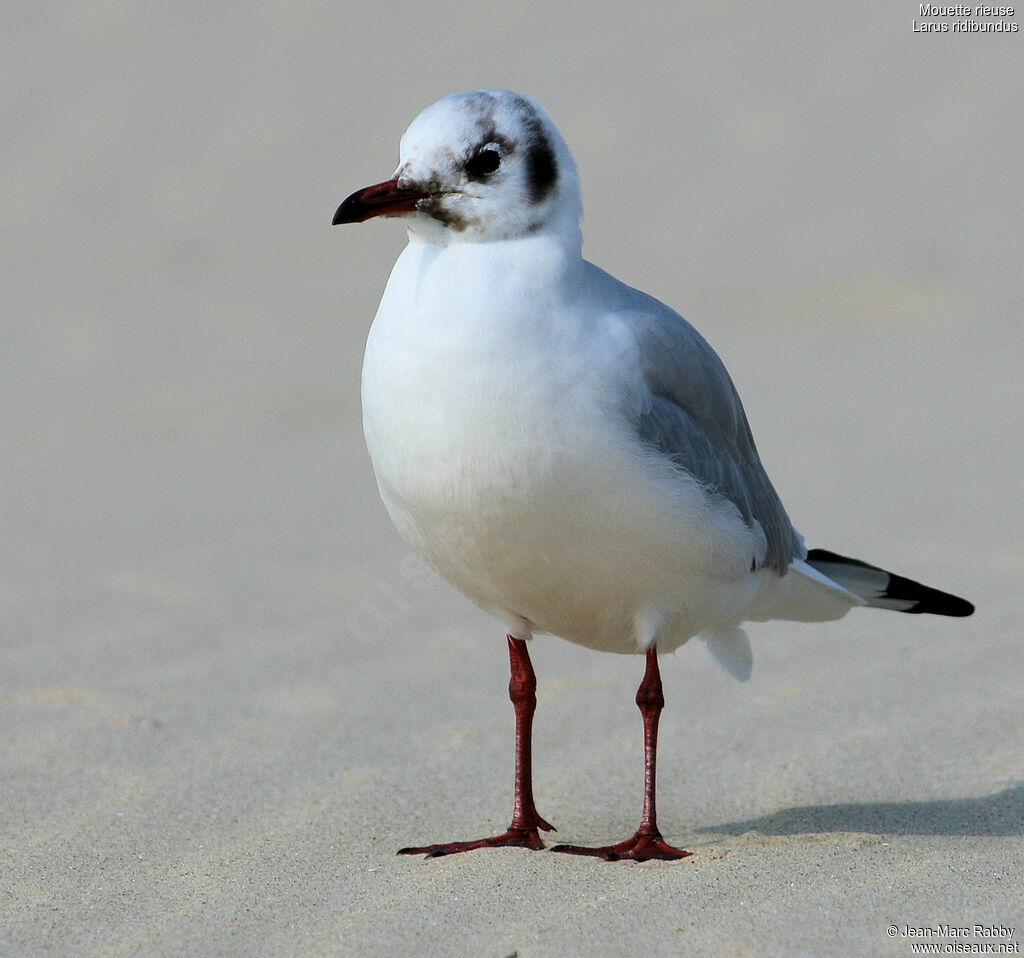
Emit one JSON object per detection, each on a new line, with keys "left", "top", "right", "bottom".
{"left": 743, "top": 548, "right": 974, "bottom": 625}
{"left": 711, "top": 548, "right": 973, "bottom": 682}
{"left": 803, "top": 548, "right": 974, "bottom": 617}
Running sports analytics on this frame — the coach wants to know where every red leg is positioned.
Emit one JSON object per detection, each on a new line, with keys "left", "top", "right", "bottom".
{"left": 551, "top": 647, "right": 691, "bottom": 862}
{"left": 398, "top": 636, "right": 555, "bottom": 857}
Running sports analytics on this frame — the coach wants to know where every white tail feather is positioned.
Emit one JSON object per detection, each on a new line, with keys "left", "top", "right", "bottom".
{"left": 700, "top": 626, "right": 753, "bottom": 681}
{"left": 745, "top": 559, "right": 865, "bottom": 623}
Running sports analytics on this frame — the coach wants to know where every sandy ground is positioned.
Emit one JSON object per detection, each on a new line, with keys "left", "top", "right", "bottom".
{"left": 3, "top": 4, "right": 1022, "bottom": 956}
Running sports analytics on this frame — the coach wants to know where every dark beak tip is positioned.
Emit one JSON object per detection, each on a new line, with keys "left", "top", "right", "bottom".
{"left": 331, "top": 201, "right": 355, "bottom": 226}
{"left": 333, "top": 192, "right": 369, "bottom": 225}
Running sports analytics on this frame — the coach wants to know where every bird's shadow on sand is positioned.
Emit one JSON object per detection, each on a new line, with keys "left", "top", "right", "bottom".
{"left": 699, "top": 783, "right": 1024, "bottom": 837}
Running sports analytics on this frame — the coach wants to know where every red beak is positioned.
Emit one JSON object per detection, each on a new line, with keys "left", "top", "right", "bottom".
{"left": 332, "top": 178, "right": 430, "bottom": 225}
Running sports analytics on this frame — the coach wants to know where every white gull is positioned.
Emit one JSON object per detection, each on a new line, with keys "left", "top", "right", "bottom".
{"left": 333, "top": 89, "right": 973, "bottom": 861}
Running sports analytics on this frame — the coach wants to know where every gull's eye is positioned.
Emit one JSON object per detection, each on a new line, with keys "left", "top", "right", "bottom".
{"left": 465, "top": 148, "right": 501, "bottom": 179}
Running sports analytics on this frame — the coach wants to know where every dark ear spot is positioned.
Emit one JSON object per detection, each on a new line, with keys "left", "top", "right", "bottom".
{"left": 524, "top": 127, "right": 557, "bottom": 204}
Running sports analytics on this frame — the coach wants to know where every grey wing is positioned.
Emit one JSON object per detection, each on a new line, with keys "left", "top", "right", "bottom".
{"left": 627, "top": 294, "right": 802, "bottom": 575}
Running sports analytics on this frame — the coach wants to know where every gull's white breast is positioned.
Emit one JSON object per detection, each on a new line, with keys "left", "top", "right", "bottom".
{"left": 361, "top": 237, "right": 762, "bottom": 653}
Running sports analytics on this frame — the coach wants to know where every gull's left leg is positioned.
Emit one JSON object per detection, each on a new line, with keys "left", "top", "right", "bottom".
{"left": 551, "top": 646, "right": 691, "bottom": 862}
{"left": 398, "top": 635, "right": 555, "bottom": 857}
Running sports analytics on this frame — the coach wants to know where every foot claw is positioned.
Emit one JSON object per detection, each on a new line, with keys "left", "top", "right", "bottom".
{"left": 549, "top": 830, "right": 691, "bottom": 862}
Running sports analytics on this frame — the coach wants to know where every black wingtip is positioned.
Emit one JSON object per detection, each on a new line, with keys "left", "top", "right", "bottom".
{"left": 805, "top": 548, "right": 974, "bottom": 618}
{"left": 904, "top": 589, "right": 975, "bottom": 618}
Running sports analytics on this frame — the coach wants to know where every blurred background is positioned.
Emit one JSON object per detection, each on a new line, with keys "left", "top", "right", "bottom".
{"left": 3, "top": 3, "right": 1019, "bottom": 592}
{"left": 5, "top": 1, "right": 1021, "bottom": 574}
{"left": 2, "top": 2, "right": 1021, "bottom": 954}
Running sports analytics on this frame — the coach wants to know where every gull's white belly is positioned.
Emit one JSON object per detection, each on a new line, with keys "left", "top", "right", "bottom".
{"left": 360, "top": 263, "right": 759, "bottom": 653}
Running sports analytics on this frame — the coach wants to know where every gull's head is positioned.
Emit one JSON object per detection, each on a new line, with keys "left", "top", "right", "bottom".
{"left": 333, "top": 89, "right": 581, "bottom": 245}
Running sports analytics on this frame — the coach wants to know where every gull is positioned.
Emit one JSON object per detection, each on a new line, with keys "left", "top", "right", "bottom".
{"left": 332, "top": 89, "right": 974, "bottom": 861}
